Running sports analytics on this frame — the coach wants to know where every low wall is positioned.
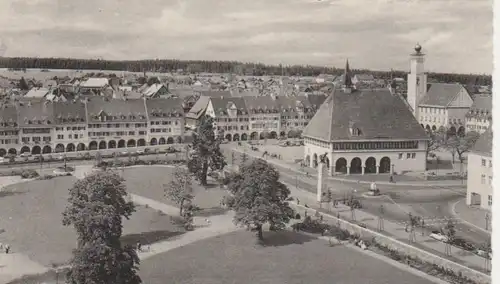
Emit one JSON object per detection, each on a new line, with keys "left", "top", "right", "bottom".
{"left": 300, "top": 206, "right": 491, "bottom": 284}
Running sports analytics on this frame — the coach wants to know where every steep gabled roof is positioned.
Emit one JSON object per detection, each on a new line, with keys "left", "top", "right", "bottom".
{"left": 186, "top": 96, "right": 210, "bottom": 119}
{"left": 303, "top": 89, "right": 429, "bottom": 141}
{"left": 52, "top": 101, "right": 87, "bottom": 125}
{"left": 145, "top": 98, "right": 184, "bottom": 120}
{"left": 85, "top": 97, "right": 147, "bottom": 122}
{"left": 470, "top": 129, "right": 492, "bottom": 157}
{"left": 419, "top": 83, "right": 467, "bottom": 107}
{"left": 210, "top": 97, "right": 247, "bottom": 115}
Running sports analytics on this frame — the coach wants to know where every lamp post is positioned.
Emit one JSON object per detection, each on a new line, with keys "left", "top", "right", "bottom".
{"left": 378, "top": 205, "right": 385, "bottom": 231}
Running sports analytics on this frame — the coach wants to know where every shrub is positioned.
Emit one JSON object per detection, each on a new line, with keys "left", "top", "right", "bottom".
{"left": 38, "top": 174, "right": 55, "bottom": 180}
{"left": 21, "top": 169, "right": 39, "bottom": 179}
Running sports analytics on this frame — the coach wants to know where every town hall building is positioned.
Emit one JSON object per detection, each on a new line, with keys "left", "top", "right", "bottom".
{"left": 302, "top": 61, "right": 430, "bottom": 176}
{"left": 406, "top": 44, "right": 473, "bottom": 135}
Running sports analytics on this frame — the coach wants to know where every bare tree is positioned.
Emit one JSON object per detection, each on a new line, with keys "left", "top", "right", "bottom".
{"left": 164, "top": 167, "right": 194, "bottom": 216}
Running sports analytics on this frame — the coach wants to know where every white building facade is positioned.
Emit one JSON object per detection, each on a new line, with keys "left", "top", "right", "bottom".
{"left": 466, "top": 130, "right": 492, "bottom": 210}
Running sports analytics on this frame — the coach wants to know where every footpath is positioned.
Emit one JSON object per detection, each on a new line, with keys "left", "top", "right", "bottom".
{"left": 451, "top": 199, "right": 491, "bottom": 235}
{"left": 231, "top": 147, "right": 466, "bottom": 188}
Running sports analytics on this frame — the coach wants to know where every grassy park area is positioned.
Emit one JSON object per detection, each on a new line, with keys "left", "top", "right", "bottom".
{"left": 0, "top": 175, "right": 184, "bottom": 267}
{"left": 139, "top": 230, "right": 436, "bottom": 284}
{"left": 121, "top": 166, "right": 228, "bottom": 216}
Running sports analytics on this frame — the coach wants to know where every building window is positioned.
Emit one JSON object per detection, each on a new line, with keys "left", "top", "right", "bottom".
{"left": 411, "top": 153, "right": 416, "bottom": 159}
{"left": 489, "top": 176, "right": 492, "bottom": 185}
{"left": 481, "top": 174, "right": 486, "bottom": 184}
{"left": 488, "top": 195, "right": 492, "bottom": 206}
{"left": 406, "top": 153, "right": 411, "bottom": 159}
{"left": 489, "top": 160, "right": 492, "bottom": 168}
{"left": 398, "top": 153, "right": 403, "bottom": 159}
{"left": 481, "top": 159, "right": 486, "bottom": 166}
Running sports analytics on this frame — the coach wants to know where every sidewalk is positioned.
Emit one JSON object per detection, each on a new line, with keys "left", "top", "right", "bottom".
{"left": 283, "top": 181, "right": 489, "bottom": 273}
{"left": 451, "top": 199, "right": 491, "bottom": 234}
{"left": 231, "top": 147, "right": 466, "bottom": 188}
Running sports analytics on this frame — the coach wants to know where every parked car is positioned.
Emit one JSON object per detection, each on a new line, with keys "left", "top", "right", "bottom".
{"left": 20, "top": 152, "right": 31, "bottom": 158}
{"left": 474, "top": 249, "right": 490, "bottom": 258}
{"left": 429, "top": 231, "right": 448, "bottom": 242}
{"left": 165, "top": 147, "right": 177, "bottom": 153}
{"left": 57, "top": 154, "right": 66, "bottom": 161}
{"left": 135, "top": 149, "right": 145, "bottom": 155}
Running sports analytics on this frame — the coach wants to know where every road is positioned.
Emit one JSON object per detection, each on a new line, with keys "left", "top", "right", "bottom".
{"left": 221, "top": 144, "right": 490, "bottom": 245}
{"left": 2, "top": 142, "right": 489, "bottom": 244}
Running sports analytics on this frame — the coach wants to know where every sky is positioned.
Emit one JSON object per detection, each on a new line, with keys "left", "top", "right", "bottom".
{"left": 0, "top": 0, "right": 493, "bottom": 74}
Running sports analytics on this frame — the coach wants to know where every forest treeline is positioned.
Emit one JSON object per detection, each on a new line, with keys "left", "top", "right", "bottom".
{"left": 0, "top": 57, "right": 491, "bottom": 86}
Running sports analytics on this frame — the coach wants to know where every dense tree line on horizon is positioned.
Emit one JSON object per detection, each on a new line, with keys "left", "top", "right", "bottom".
{"left": 0, "top": 56, "right": 491, "bottom": 86}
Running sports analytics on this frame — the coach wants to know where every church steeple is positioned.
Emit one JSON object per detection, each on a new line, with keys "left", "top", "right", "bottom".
{"left": 343, "top": 59, "right": 353, "bottom": 93}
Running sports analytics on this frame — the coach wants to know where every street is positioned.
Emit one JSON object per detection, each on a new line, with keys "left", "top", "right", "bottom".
{"left": 221, "top": 144, "right": 490, "bottom": 245}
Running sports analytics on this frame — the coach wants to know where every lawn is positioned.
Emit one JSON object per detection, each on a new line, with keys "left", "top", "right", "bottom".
{"left": 0, "top": 176, "right": 183, "bottom": 267}
{"left": 121, "top": 166, "right": 228, "bottom": 216}
{"left": 139, "top": 230, "right": 435, "bottom": 284}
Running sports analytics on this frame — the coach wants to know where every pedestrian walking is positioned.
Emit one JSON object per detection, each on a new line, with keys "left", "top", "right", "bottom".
{"left": 4, "top": 244, "right": 10, "bottom": 254}
{"left": 296, "top": 198, "right": 300, "bottom": 205}
{"left": 136, "top": 242, "right": 142, "bottom": 252}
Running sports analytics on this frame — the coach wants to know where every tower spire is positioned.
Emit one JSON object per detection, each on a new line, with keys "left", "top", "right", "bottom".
{"left": 343, "top": 59, "right": 353, "bottom": 93}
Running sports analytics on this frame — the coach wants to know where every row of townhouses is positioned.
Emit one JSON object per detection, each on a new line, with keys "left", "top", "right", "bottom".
{"left": 0, "top": 97, "right": 184, "bottom": 156}
{"left": 186, "top": 93, "right": 327, "bottom": 141}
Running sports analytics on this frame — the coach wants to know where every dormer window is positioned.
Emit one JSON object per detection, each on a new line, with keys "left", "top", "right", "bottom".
{"left": 351, "top": 128, "right": 362, "bottom": 136}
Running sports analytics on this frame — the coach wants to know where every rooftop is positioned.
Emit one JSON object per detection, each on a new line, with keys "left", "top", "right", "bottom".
{"left": 303, "top": 88, "right": 429, "bottom": 141}
{"left": 470, "top": 129, "right": 492, "bottom": 157}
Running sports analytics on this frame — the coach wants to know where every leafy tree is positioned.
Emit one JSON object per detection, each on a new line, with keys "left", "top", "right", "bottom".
{"left": 137, "top": 77, "right": 147, "bottom": 85}
{"left": 187, "top": 115, "right": 226, "bottom": 186}
{"left": 18, "top": 76, "right": 29, "bottom": 90}
{"left": 164, "top": 167, "right": 194, "bottom": 216}
{"left": 147, "top": 76, "right": 160, "bottom": 86}
{"left": 62, "top": 171, "right": 140, "bottom": 284}
{"left": 226, "top": 159, "right": 295, "bottom": 243}
{"left": 426, "top": 128, "right": 446, "bottom": 157}
{"left": 240, "top": 152, "right": 248, "bottom": 167}
{"left": 444, "top": 131, "right": 480, "bottom": 163}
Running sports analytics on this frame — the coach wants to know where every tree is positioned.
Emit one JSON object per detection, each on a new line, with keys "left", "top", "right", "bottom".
{"left": 426, "top": 128, "right": 446, "bottom": 157}
{"left": 444, "top": 131, "right": 480, "bottom": 163}
{"left": 226, "top": 159, "right": 295, "bottom": 243}
{"left": 187, "top": 115, "right": 226, "bottom": 186}
{"left": 164, "top": 167, "right": 194, "bottom": 216}
{"left": 62, "top": 171, "right": 141, "bottom": 284}
{"left": 443, "top": 219, "right": 456, "bottom": 255}
{"left": 240, "top": 152, "right": 248, "bottom": 167}
{"left": 18, "top": 76, "right": 29, "bottom": 90}
{"left": 147, "top": 76, "right": 160, "bottom": 86}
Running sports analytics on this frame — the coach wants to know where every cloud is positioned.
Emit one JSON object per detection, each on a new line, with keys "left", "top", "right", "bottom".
{"left": 0, "top": 0, "right": 492, "bottom": 74}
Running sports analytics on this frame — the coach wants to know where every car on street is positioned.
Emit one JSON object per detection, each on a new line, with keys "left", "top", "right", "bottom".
{"left": 429, "top": 231, "right": 448, "bottom": 242}
{"left": 20, "top": 152, "right": 31, "bottom": 158}
{"left": 136, "top": 149, "right": 145, "bottom": 155}
{"left": 57, "top": 154, "right": 66, "bottom": 160}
